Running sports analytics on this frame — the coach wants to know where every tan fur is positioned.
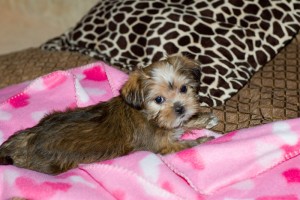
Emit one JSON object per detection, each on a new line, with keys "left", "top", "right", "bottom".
{"left": 0, "top": 56, "right": 218, "bottom": 175}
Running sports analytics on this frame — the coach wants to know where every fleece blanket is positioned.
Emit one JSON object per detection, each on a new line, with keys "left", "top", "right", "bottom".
{"left": 0, "top": 62, "right": 300, "bottom": 199}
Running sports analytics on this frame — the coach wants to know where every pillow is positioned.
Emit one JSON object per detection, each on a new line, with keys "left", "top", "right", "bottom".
{"left": 41, "top": 0, "right": 300, "bottom": 106}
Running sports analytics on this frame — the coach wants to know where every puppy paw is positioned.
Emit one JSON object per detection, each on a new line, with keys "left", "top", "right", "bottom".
{"left": 196, "top": 136, "right": 215, "bottom": 144}
{"left": 205, "top": 115, "right": 218, "bottom": 129}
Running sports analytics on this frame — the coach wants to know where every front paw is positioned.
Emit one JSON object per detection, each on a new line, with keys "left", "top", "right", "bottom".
{"left": 205, "top": 114, "right": 218, "bottom": 129}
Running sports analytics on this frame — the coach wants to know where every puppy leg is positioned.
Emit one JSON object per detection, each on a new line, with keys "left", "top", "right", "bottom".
{"left": 158, "top": 136, "right": 214, "bottom": 155}
{"left": 183, "top": 113, "right": 218, "bottom": 130}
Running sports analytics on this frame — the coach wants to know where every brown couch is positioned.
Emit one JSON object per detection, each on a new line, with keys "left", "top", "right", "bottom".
{"left": 0, "top": 32, "right": 299, "bottom": 133}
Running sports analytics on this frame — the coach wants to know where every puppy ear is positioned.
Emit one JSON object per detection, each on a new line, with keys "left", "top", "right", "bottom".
{"left": 169, "top": 55, "right": 202, "bottom": 83}
{"left": 189, "top": 63, "right": 201, "bottom": 83}
{"left": 121, "top": 70, "right": 146, "bottom": 109}
{"left": 184, "top": 59, "right": 202, "bottom": 91}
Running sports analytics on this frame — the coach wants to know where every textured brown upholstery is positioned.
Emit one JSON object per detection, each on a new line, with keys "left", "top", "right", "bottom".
{"left": 0, "top": 32, "right": 299, "bottom": 133}
{"left": 0, "top": 49, "right": 96, "bottom": 89}
{"left": 205, "top": 33, "right": 300, "bottom": 133}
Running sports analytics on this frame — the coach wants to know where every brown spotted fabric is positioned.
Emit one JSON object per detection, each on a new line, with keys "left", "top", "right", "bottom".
{"left": 41, "top": 0, "right": 300, "bottom": 106}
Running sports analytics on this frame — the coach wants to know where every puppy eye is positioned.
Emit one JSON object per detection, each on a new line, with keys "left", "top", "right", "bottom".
{"left": 155, "top": 96, "right": 165, "bottom": 104}
{"left": 180, "top": 85, "right": 188, "bottom": 93}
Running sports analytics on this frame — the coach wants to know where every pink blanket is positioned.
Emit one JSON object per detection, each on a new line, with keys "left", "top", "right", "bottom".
{"left": 0, "top": 62, "right": 300, "bottom": 199}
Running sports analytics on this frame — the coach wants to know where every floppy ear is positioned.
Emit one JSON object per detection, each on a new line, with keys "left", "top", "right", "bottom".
{"left": 169, "top": 55, "right": 202, "bottom": 83}
{"left": 121, "top": 70, "right": 146, "bottom": 109}
{"left": 184, "top": 59, "right": 202, "bottom": 92}
{"left": 189, "top": 64, "right": 201, "bottom": 84}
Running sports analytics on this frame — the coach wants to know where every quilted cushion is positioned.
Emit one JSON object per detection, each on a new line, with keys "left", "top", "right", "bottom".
{"left": 41, "top": 0, "right": 300, "bottom": 106}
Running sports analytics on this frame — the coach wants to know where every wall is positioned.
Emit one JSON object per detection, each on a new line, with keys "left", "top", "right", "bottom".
{"left": 0, "top": 0, "right": 98, "bottom": 55}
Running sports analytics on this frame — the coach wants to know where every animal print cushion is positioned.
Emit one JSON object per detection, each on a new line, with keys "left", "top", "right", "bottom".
{"left": 41, "top": 0, "right": 300, "bottom": 106}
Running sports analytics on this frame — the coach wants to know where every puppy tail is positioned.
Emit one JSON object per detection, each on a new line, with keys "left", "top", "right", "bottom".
{"left": 0, "top": 137, "right": 13, "bottom": 165}
{"left": 0, "top": 155, "right": 14, "bottom": 165}
{"left": 0, "top": 129, "right": 35, "bottom": 168}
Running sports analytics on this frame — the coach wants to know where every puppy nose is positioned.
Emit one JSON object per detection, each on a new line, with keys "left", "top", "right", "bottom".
{"left": 174, "top": 102, "right": 185, "bottom": 115}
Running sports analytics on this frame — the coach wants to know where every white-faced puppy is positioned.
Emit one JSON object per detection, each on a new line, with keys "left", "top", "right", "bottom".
{"left": 0, "top": 56, "right": 218, "bottom": 175}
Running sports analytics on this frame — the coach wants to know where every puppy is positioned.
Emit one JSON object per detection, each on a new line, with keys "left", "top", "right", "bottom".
{"left": 0, "top": 56, "right": 218, "bottom": 175}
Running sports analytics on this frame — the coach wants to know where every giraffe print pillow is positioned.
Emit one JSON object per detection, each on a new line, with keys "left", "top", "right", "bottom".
{"left": 41, "top": 0, "right": 300, "bottom": 106}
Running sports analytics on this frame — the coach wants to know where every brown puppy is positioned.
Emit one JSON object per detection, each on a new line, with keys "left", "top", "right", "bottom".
{"left": 0, "top": 56, "right": 218, "bottom": 175}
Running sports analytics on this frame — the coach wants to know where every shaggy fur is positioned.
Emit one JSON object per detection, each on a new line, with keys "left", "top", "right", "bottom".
{"left": 0, "top": 56, "right": 218, "bottom": 175}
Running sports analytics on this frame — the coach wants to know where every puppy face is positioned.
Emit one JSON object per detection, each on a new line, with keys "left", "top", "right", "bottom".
{"left": 122, "top": 56, "right": 202, "bottom": 129}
